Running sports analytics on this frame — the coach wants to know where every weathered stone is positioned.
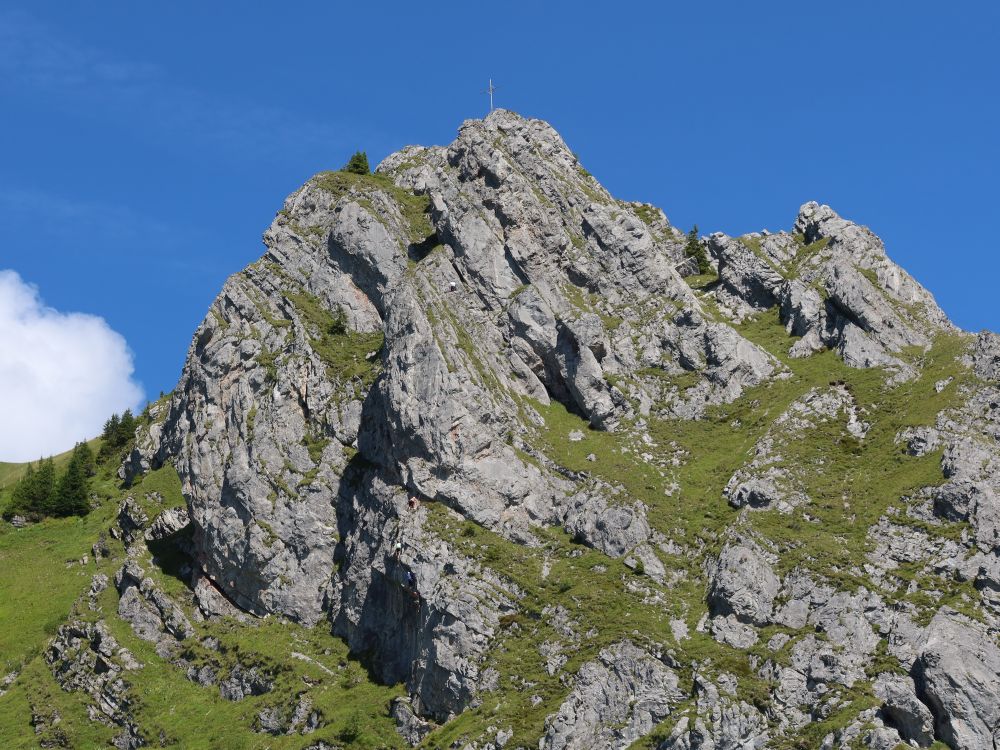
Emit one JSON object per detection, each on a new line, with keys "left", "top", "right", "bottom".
{"left": 391, "top": 696, "right": 433, "bottom": 746}
{"left": 708, "top": 201, "right": 952, "bottom": 374}
{"left": 116, "top": 498, "right": 148, "bottom": 546}
{"left": 972, "top": 331, "right": 1000, "bottom": 382}
{"left": 541, "top": 641, "right": 681, "bottom": 750}
{"left": 115, "top": 560, "right": 193, "bottom": 652}
{"left": 143, "top": 506, "right": 189, "bottom": 542}
{"left": 658, "top": 672, "right": 769, "bottom": 749}
{"left": 915, "top": 608, "right": 1000, "bottom": 750}
{"left": 563, "top": 493, "right": 651, "bottom": 558}
{"left": 708, "top": 539, "right": 779, "bottom": 626}
{"left": 219, "top": 664, "right": 273, "bottom": 702}
{"left": 45, "top": 620, "right": 141, "bottom": 737}
{"left": 872, "top": 673, "right": 934, "bottom": 747}
{"left": 255, "top": 693, "right": 320, "bottom": 735}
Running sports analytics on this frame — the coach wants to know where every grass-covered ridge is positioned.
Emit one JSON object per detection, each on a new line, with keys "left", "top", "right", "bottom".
{"left": 312, "top": 170, "right": 434, "bottom": 244}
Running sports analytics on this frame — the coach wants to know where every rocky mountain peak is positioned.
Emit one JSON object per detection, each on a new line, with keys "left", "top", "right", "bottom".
{"left": 104, "top": 111, "right": 1000, "bottom": 749}
{"left": 794, "top": 200, "right": 850, "bottom": 242}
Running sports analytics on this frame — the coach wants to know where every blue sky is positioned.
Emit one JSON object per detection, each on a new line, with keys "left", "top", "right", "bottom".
{"left": 1, "top": 1, "right": 998, "bottom": 454}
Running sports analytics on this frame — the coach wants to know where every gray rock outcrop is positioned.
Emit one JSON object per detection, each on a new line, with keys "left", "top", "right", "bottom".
{"left": 873, "top": 673, "right": 934, "bottom": 747}
{"left": 115, "top": 559, "right": 193, "bottom": 656}
{"left": 658, "top": 672, "right": 769, "bottom": 750}
{"left": 138, "top": 109, "right": 792, "bottom": 721}
{"left": 708, "top": 201, "right": 953, "bottom": 376}
{"left": 541, "top": 641, "right": 682, "bottom": 750}
{"left": 915, "top": 608, "right": 1000, "bottom": 750}
{"left": 708, "top": 538, "right": 779, "bottom": 633}
{"left": 46, "top": 620, "right": 143, "bottom": 748}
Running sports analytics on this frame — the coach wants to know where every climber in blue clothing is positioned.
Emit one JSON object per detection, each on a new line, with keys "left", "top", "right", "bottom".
{"left": 403, "top": 569, "right": 420, "bottom": 603}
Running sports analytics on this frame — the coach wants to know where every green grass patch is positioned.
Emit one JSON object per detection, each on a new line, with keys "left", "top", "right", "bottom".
{"left": 313, "top": 171, "right": 434, "bottom": 244}
{"left": 129, "top": 463, "right": 186, "bottom": 510}
{"left": 302, "top": 433, "right": 331, "bottom": 464}
{"left": 684, "top": 272, "right": 719, "bottom": 291}
{"left": 0, "top": 499, "right": 120, "bottom": 673}
{"left": 101, "top": 608, "right": 406, "bottom": 749}
{"left": 786, "top": 235, "right": 831, "bottom": 277}
{"left": 256, "top": 347, "right": 279, "bottom": 384}
{"left": 0, "top": 655, "right": 116, "bottom": 748}
{"left": 632, "top": 204, "right": 660, "bottom": 228}
{"left": 288, "top": 291, "right": 384, "bottom": 388}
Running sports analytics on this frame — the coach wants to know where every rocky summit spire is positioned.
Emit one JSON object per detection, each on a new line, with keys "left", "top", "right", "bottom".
{"left": 95, "top": 110, "right": 1000, "bottom": 748}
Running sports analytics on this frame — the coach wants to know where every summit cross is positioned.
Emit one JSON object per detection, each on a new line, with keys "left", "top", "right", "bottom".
{"left": 484, "top": 78, "right": 496, "bottom": 112}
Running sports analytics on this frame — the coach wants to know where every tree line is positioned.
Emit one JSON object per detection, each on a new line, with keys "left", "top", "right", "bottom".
{"left": 97, "top": 409, "right": 137, "bottom": 464}
{"left": 3, "top": 409, "right": 138, "bottom": 522}
{"left": 5, "top": 441, "right": 95, "bottom": 519}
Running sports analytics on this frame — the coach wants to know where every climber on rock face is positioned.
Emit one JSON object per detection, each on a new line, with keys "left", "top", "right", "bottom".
{"left": 407, "top": 495, "right": 420, "bottom": 511}
{"left": 403, "top": 569, "right": 420, "bottom": 603}
{"left": 393, "top": 541, "right": 403, "bottom": 560}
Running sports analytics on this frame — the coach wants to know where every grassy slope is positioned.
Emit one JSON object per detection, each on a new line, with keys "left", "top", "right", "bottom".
{"left": 0, "top": 458, "right": 120, "bottom": 675}
{"left": 0, "top": 462, "right": 405, "bottom": 748}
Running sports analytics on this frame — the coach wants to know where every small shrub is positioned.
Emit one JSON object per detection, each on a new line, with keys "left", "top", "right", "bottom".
{"left": 685, "top": 225, "right": 712, "bottom": 274}
{"left": 498, "top": 613, "right": 520, "bottom": 629}
{"left": 338, "top": 710, "right": 364, "bottom": 743}
{"left": 328, "top": 305, "right": 348, "bottom": 336}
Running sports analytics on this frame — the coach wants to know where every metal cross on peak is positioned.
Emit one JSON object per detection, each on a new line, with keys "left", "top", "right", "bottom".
{"left": 483, "top": 78, "right": 497, "bottom": 113}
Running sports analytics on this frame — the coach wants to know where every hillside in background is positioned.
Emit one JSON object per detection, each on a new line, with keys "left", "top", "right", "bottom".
{"left": 2, "top": 111, "right": 999, "bottom": 750}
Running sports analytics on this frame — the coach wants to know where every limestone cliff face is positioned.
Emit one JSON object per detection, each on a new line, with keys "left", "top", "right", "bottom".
{"left": 126, "top": 111, "right": 1000, "bottom": 748}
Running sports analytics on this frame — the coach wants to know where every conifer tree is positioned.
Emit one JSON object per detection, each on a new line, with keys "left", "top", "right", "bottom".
{"left": 54, "top": 443, "right": 91, "bottom": 516}
{"left": 343, "top": 151, "right": 370, "bottom": 175}
{"left": 76, "top": 440, "right": 96, "bottom": 477}
{"left": 102, "top": 413, "right": 120, "bottom": 441}
{"left": 684, "top": 225, "right": 711, "bottom": 274}
{"left": 99, "top": 412, "right": 122, "bottom": 464}
{"left": 7, "top": 462, "right": 36, "bottom": 518}
{"left": 99, "top": 409, "right": 138, "bottom": 465}
{"left": 34, "top": 457, "right": 58, "bottom": 517}
{"left": 117, "top": 409, "right": 136, "bottom": 445}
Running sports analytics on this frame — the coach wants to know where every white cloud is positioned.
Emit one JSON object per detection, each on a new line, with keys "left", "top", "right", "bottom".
{"left": 0, "top": 270, "right": 144, "bottom": 461}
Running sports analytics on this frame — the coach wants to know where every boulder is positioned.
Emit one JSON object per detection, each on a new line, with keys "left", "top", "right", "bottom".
{"left": 708, "top": 539, "right": 779, "bottom": 626}
{"left": 915, "top": 608, "right": 1000, "bottom": 750}
{"left": 872, "top": 673, "right": 934, "bottom": 747}
{"left": 541, "top": 641, "right": 681, "bottom": 750}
